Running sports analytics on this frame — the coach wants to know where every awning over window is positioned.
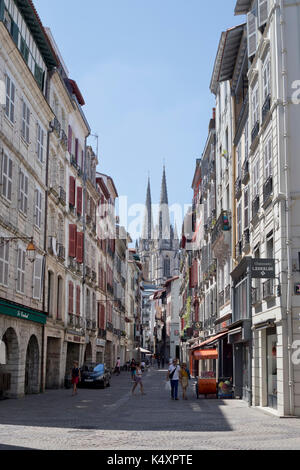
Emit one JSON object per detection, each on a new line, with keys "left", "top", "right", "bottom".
{"left": 193, "top": 349, "right": 218, "bottom": 360}
{"left": 190, "top": 330, "right": 228, "bottom": 350}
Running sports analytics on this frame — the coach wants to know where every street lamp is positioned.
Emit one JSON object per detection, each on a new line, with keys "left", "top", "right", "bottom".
{"left": 0, "top": 236, "right": 36, "bottom": 263}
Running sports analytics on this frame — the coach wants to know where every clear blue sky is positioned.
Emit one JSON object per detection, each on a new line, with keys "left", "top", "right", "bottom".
{"left": 35, "top": 0, "right": 242, "bottom": 230}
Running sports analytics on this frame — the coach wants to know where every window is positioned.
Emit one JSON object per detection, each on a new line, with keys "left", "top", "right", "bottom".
{"left": 19, "top": 169, "right": 28, "bottom": 215}
{"left": 0, "top": 239, "right": 9, "bottom": 286}
{"left": 1, "top": 152, "right": 13, "bottom": 201}
{"left": 17, "top": 247, "right": 25, "bottom": 293}
{"left": 37, "top": 123, "right": 45, "bottom": 163}
{"left": 263, "top": 55, "right": 271, "bottom": 101}
{"left": 21, "top": 100, "right": 30, "bottom": 143}
{"left": 252, "top": 82, "right": 259, "bottom": 127}
{"left": 33, "top": 257, "right": 43, "bottom": 300}
{"left": 68, "top": 282, "right": 74, "bottom": 314}
{"left": 5, "top": 75, "right": 15, "bottom": 123}
{"left": 48, "top": 271, "right": 54, "bottom": 316}
{"left": 264, "top": 135, "right": 272, "bottom": 180}
{"left": 34, "top": 188, "right": 42, "bottom": 228}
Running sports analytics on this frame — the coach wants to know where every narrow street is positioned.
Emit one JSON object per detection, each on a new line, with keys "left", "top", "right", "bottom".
{"left": 1, "top": 367, "right": 300, "bottom": 450}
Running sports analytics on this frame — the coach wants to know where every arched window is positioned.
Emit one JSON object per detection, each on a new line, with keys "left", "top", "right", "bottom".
{"left": 164, "top": 257, "right": 170, "bottom": 278}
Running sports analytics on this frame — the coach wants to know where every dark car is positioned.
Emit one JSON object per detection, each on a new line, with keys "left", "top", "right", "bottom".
{"left": 79, "top": 363, "right": 111, "bottom": 389}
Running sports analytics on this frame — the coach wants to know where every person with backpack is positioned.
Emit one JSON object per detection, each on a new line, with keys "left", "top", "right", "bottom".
{"left": 166, "top": 358, "right": 181, "bottom": 400}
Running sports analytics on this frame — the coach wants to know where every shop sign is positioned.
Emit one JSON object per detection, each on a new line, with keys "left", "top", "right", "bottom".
{"left": 251, "top": 259, "right": 275, "bottom": 278}
{"left": 0, "top": 298, "right": 47, "bottom": 325}
{"left": 65, "top": 333, "right": 85, "bottom": 344}
{"left": 96, "top": 338, "right": 106, "bottom": 347}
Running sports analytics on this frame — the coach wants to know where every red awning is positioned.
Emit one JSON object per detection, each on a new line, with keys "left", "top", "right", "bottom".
{"left": 193, "top": 349, "right": 218, "bottom": 360}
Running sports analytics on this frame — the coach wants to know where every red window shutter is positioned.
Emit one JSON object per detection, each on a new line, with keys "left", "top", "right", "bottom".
{"left": 77, "top": 186, "right": 82, "bottom": 215}
{"left": 76, "top": 286, "right": 81, "bottom": 315}
{"left": 75, "top": 138, "right": 79, "bottom": 163}
{"left": 69, "top": 176, "right": 75, "bottom": 206}
{"left": 68, "top": 282, "right": 74, "bottom": 314}
{"left": 101, "top": 305, "right": 106, "bottom": 329}
{"left": 189, "top": 267, "right": 192, "bottom": 288}
{"left": 68, "top": 125, "right": 72, "bottom": 153}
{"left": 76, "top": 232, "right": 84, "bottom": 264}
{"left": 69, "top": 224, "right": 77, "bottom": 258}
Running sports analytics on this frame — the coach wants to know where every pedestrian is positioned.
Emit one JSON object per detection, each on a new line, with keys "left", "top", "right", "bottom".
{"left": 114, "top": 357, "right": 121, "bottom": 375}
{"left": 167, "top": 358, "right": 180, "bottom": 400}
{"left": 71, "top": 361, "right": 81, "bottom": 396}
{"left": 130, "top": 358, "right": 136, "bottom": 381}
{"left": 179, "top": 362, "right": 190, "bottom": 400}
{"left": 157, "top": 354, "right": 161, "bottom": 369}
{"left": 131, "top": 362, "right": 146, "bottom": 395}
{"left": 141, "top": 360, "right": 145, "bottom": 372}
{"left": 161, "top": 355, "right": 165, "bottom": 368}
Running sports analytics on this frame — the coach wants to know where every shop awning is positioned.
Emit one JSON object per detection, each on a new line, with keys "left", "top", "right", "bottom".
{"left": 193, "top": 349, "right": 218, "bottom": 360}
{"left": 190, "top": 330, "right": 228, "bottom": 350}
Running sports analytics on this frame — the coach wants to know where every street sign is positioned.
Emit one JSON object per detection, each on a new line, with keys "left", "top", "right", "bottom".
{"left": 251, "top": 259, "right": 275, "bottom": 279}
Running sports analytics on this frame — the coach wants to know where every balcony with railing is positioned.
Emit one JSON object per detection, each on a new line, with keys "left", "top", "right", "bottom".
{"left": 57, "top": 244, "right": 65, "bottom": 261}
{"left": 68, "top": 314, "right": 85, "bottom": 330}
{"left": 106, "top": 322, "right": 113, "bottom": 332}
{"left": 263, "top": 176, "right": 273, "bottom": 206}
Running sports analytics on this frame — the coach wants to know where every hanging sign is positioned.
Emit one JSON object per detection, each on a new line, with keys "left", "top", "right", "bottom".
{"left": 251, "top": 259, "right": 275, "bottom": 279}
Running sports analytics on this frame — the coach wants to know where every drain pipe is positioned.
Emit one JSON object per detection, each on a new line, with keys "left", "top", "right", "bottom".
{"left": 279, "top": 0, "right": 294, "bottom": 416}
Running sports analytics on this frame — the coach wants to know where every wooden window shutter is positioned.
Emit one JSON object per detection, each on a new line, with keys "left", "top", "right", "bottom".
{"left": 68, "top": 125, "right": 72, "bottom": 153}
{"left": 75, "top": 138, "right": 79, "bottom": 163}
{"left": 258, "top": 0, "right": 268, "bottom": 28}
{"left": 247, "top": 7, "right": 257, "bottom": 58}
{"left": 76, "top": 286, "right": 81, "bottom": 315}
{"left": 69, "top": 176, "right": 75, "bottom": 206}
{"left": 69, "top": 224, "right": 77, "bottom": 258}
{"left": 68, "top": 282, "right": 74, "bottom": 314}
{"left": 77, "top": 186, "right": 82, "bottom": 215}
{"left": 76, "top": 232, "right": 84, "bottom": 264}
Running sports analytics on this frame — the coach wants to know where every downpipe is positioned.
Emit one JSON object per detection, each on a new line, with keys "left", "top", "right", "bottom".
{"left": 279, "top": 0, "right": 294, "bottom": 416}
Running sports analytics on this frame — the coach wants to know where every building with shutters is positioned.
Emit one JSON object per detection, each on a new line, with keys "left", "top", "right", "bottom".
{"left": 0, "top": 0, "right": 57, "bottom": 397}
{"left": 126, "top": 249, "right": 142, "bottom": 362}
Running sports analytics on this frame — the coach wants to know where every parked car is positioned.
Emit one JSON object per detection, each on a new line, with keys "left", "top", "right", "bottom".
{"left": 79, "top": 363, "right": 111, "bottom": 389}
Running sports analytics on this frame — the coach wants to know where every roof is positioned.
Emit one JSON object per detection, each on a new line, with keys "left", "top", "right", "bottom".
{"left": 68, "top": 79, "right": 85, "bottom": 106}
{"left": 16, "top": 0, "right": 58, "bottom": 69}
{"left": 234, "top": 0, "right": 252, "bottom": 15}
{"left": 210, "top": 23, "right": 246, "bottom": 95}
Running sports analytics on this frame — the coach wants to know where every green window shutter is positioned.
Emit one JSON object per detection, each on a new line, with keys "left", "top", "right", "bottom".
{"left": 11, "top": 20, "right": 19, "bottom": 46}
{"left": 34, "top": 64, "right": 45, "bottom": 91}
{"left": 0, "top": 0, "right": 5, "bottom": 22}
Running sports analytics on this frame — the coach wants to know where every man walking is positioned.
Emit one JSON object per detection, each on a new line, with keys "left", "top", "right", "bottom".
{"left": 167, "top": 358, "right": 180, "bottom": 400}
{"left": 114, "top": 357, "right": 121, "bottom": 376}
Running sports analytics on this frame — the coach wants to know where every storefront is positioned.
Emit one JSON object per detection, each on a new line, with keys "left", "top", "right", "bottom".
{"left": 252, "top": 320, "right": 278, "bottom": 410}
{"left": 228, "top": 320, "right": 251, "bottom": 402}
{"left": 0, "top": 297, "right": 47, "bottom": 398}
{"left": 96, "top": 338, "right": 106, "bottom": 364}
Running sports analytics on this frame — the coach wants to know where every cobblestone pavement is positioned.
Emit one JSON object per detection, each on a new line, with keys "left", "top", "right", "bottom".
{"left": 0, "top": 368, "right": 300, "bottom": 450}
